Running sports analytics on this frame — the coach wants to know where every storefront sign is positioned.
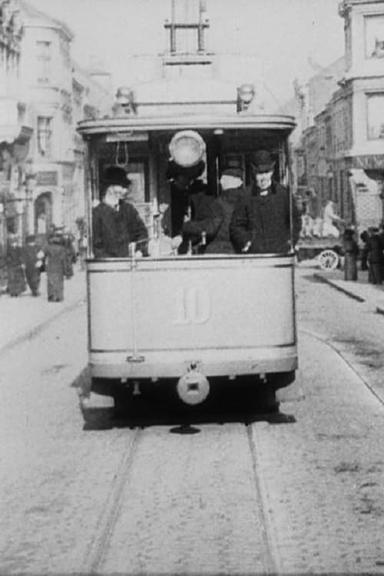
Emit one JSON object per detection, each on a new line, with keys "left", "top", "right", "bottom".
{"left": 36, "top": 171, "right": 58, "bottom": 186}
{"left": 353, "top": 155, "right": 384, "bottom": 170}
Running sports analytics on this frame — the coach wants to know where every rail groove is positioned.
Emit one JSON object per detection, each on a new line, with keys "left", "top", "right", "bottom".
{"left": 246, "top": 425, "right": 280, "bottom": 575}
{"left": 81, "top": 429, "right": 141, "bottom": 574}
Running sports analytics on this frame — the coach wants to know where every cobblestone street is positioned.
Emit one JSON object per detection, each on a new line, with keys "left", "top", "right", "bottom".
{"left": 0, "top": 268, "right": 384, "bottom": 573}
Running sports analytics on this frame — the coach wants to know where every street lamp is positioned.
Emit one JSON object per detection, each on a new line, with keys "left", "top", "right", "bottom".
{"left": 24, "top": 160, "right": 36, "bottom": 236}
{"left": 237, "top": 84, "right": 256, "bottom": 112}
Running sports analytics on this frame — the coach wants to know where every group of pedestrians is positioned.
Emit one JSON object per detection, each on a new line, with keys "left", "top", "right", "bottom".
{"left": 341, "top": 225, "right": 384, "bottom": 284}
{"left": 5, "top": 230, "right": 77, "bottom": 302}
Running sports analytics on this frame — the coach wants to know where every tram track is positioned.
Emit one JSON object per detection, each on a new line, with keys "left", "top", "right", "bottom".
{"left": 245, "top": 424, "right": 281, "bottom": 575}
{"left": 81, "top": 428, "right": 142, "bottom": 574}
{"left": 78, "top": 415, "right": 283, "bottom": 575}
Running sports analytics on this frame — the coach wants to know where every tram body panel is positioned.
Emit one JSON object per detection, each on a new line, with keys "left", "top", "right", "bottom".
{"left": 87, "top": 255, "right": 297, "bottom": 380}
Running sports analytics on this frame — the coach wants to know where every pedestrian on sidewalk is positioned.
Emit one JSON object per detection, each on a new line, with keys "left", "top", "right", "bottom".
{"left": 6, "top": 235, "right": 26, "bottom": 297}
{"left": 342, "top": 228, "right": 358, "bottom": 281}
{"left": 360, "top": 230, "right": 369, "bottom": 272}
{"left": 63, "top": 230, "right": 77, "bottom": 279}
{"left": 78, "top": 233, "right": 88, "bottom": 270}
{"left": 366, "top": 227, "right": 384, "bottom": 285}
{"left": 24, "top": 234, "right": 44, "bottom": 296}
{"left": 45, "top": 234, "right": 66, "bottom": 302}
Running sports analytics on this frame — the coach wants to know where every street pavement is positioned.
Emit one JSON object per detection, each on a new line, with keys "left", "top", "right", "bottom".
{"left": 311, "top": 263, "right": 384, "bottom": 314}
{"left": 0, "top": 266, "right": 86, "bottom": 354}
{"left": 1, "top": 260, "right": 384, "bottom": 355}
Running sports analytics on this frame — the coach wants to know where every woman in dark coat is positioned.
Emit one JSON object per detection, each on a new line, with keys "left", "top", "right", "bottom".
{"left": 6, "top": 236, "right": 26, "bottom": 297}
{"left": 45, "top": 235, "right": 66, "bottom": 301}
{"left": 92, "top": 167, "right": 148, "bottom": 258}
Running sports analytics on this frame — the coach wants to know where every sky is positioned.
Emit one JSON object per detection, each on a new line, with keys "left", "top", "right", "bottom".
{"left": 26, "top": 0, "right": 346, "bottom": 105}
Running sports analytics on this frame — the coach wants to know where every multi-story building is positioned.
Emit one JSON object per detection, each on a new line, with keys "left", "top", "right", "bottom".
{"left": 19, "top": 0, "right": 75, "bottom": 237}
{"left": 337, "top": 0, "right": 384, "bottom": 230}
{"left": 0, "top": 0, "right": 33, "bottom": 254}
{"left": 13, "top": 1, "right": 112, "bottom": 241}
{"left": 297, "top": 0, "right": 384, "bottom": 232}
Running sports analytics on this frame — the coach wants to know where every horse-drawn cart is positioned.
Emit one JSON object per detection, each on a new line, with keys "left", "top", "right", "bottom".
{"left": 296, "top": 237, "right": 343, "bottom": 270}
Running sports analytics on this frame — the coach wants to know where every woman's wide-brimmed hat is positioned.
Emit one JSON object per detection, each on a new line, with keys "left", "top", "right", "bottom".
{"left": 102, "top": 165, "right": 131, "bottom": 187}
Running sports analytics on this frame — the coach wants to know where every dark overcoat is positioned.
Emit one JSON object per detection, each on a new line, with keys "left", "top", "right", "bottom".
{"left": 367, "top": 233, "right": 384, "bottom": 284}
{"left": 63, "top": 236, "right": 76, "bottom": 278}
{"left": 92, "top": 201, "right": 148, "bottom": 258}
{"left": 45, "top": 242, "right": 66, "bottom": 301}
{"left": 229, "top": 181, "right": 301, "bottom": 254}
{"left": 24, "top": 244, "right": 42, "bottom": 295}
{"left": 205, "top": 187, "right": 247, "bottom": 254}
{"left": 6, "top": 245, "right": 26, "bottom": 296}
{"left": 178, "top": 192, "right": 224, "bottom": 254}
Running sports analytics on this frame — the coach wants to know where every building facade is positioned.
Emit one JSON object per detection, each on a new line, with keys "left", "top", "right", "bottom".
{"left": 0, "top": 0, "right": 113, "bottom": 254}
{"left": 297, "top": 0, "right": 384, "bottom": 233}
{"left": 0, "top": 0, "right": 33, "bottom": 257}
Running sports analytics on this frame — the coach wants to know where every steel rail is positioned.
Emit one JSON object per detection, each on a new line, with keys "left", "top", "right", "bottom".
{"left": 245, "top": 424, "right": 282, "bottom": 574}
{"left": 81, "top": 429, "right": 142, "bottom": 574}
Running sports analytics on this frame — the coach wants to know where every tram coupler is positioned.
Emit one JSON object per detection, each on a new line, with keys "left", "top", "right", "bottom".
{"left": 132, "top": 381, "right": 141, "bottom": 396}
{"left": 176, "top": 367, "right": 210, "bottom": 405}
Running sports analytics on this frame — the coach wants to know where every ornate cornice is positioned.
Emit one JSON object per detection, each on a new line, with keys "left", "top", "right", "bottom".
{"left": 0, "top": 1, "right": 23, "bottom": 51}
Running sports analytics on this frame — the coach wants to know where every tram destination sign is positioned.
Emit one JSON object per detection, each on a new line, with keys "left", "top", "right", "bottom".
{"left": 106, "top": 132, "right": 148, "bottom": 142}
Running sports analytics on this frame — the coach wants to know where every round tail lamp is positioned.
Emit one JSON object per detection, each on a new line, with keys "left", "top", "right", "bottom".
{"left": 169, "top": 130, "right": 206, "bottom": 168}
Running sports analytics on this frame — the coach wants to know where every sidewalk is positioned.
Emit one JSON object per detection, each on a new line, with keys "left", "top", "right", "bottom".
{"left": 0, "top": 267, "right": 86, "bottom": 354}
{"left": 302, "top": 260, "right": 384, "bottom": 314}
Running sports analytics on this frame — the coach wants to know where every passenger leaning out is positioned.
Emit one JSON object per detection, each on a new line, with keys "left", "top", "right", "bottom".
{"left": 230, "top": 150, "right": 301, "bottom": 254}
{"left": 166, "top": 161, "right": 224, "bottom": 254}
{"left": 92, "top": 166, "right": 148, "bottom": 258}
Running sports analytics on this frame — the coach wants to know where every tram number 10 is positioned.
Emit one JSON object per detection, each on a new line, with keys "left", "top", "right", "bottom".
{"left": 174, "top": 286, "right": 211, "bottom": 325}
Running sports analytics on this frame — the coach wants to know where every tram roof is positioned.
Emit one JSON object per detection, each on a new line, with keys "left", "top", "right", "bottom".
{"left": 77, "top": 113, "right": 296, "bottom": 137}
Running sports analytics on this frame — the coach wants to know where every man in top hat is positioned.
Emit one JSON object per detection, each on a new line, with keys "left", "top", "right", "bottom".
{"left": 230, "top": 150, "right": 301, "bottom": 254}
{"left": 92, "top": 166, "right": 148, "bottom": 258}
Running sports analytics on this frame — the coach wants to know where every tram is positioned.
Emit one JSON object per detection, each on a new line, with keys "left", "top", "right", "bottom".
{"left": 77, "top": 82, "right": 298, "bottom": 411}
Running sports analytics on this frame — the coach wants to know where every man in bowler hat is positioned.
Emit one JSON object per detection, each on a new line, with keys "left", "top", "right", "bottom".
{"left": 230, "top": 150, "right": 301, "bottom": 254}
{"left": 92, "top": 166, "right": 148, "bottom": 258}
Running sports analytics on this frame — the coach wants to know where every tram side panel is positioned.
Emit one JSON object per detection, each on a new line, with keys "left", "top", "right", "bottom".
{"left": 87, "top": 256, "right": 297, "bottom": 383}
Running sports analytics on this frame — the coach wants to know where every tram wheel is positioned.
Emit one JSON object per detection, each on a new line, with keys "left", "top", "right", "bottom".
{"left": 318, "top": 249, "right": 339, "bottom": 270}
